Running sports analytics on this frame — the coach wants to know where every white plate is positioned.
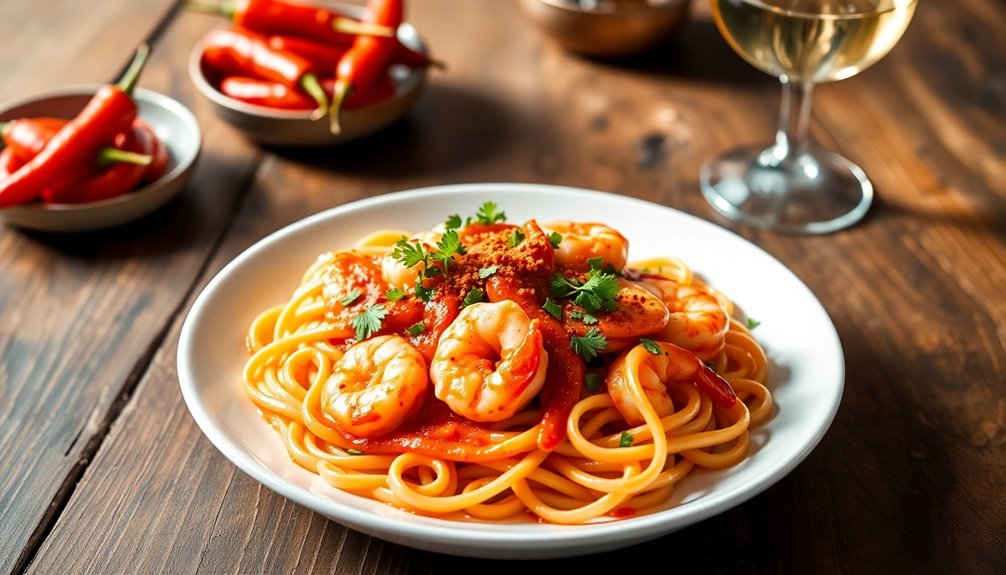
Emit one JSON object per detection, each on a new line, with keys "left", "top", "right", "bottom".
{"left": 178, "top": 183, "right": 844, "bottom": 559}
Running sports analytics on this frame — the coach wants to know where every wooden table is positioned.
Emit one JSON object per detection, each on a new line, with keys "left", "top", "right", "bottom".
{"left": 2, "top": 1, "right": 1003, "bottom": 572}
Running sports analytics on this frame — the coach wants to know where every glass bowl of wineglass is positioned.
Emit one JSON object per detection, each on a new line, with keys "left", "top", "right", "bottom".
{"left": 701, "top": 0, "right": 917, "bottom": 234}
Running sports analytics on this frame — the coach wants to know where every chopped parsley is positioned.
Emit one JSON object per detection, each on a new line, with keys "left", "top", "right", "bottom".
{"left": 478, "top": 265, "right": 498, "bottom": 279}
{"left": 339, "top": 288, "right": 362, "bottom": 307}
{"left": 384, "top": 287, "right": 406, "bottom": 302}
{"left": 619, "top": 431, "right": 634, "bottom": 448}
{"left": 391, "top": 230, "right": 466, "bottom": 277}
{"left": 640, "top": 338, "right": 661, "bottom": 355}
{"left": 406, "top": 321, "right": 426, "bottom": 336}
{"left": 474, "top": 201, "right": 506, "bottom": 225}
{"left": 506, "top": 228, "right": 525, "bottom": 248}
{"left": 548, "top": 231, "right": 563, "bottom": 248}
{"left": 346, "top": 448, "right": 364, "bottom": 456}
{"left": 434, "top": 229, "right": 466, "bottom": 270}
{"left": 462, "top": 288, "right": 485, "bottom": 307}
{"left": 569, "top": 310, "right": 598, "bottom": 325}
{"left": 747, "top": 317, "right": 761, "bottom": 330}
{"left": 542, "top": 298, "right": 563, "bottom": 320}
{"left": 551, "top": 267, "right": 620, "bottom": 314}
{"left": 584, "top": 373, "right": 601, "bottom": 393}
{"left": 391, "top": 236, "right": 428, "bottom": 268}
{"left": 414, "top": 277, "right": 435, "bottom": 302}
{"left": 444, "top": 214, "right": 463, "bottom": 230}
{"left": 571, "top": 328, "right": 607, "bottom": 362}
{"left": 350, "top": 304, "right": 386, "bottom": 340}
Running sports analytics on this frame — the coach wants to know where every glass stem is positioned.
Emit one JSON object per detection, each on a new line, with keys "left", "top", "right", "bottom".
{"left": 766, "top": 76, "right": 814, "bottom": 165}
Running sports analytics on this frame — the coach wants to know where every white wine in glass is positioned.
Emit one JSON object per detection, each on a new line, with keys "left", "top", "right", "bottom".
{"left": 701, "top": 0, "right": 917, "bottom": 234}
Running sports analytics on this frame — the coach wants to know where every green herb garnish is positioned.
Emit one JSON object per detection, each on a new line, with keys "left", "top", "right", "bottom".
{"left": 584, "top": 373, "right": 601, "bottom": 393}
{"left": 619, "top": 431, "right": 634, "bottom": 448}
{"left": 548, "top": 231, "right": 563, "bottom": 248}
{"left": 444, "top": 214, "right": 463, "bottom": 230}
{"left": 569, "top": 310, "right": 599, "bottom": 325}
{"left": 462, "top": 288, "right": 485, "bottom": 307}
{"left": 640, "top": 338, "right": 661, "bottom": 355}
{"left": 747, "top": 317, "right": 761, "bottom": 330}
{"left": 414, "top": 277, "right": 435, "bottom": 302}
{"left": 571, "top": 328, "right": 607, "bottom": 362}
{"left": 384, "top": 287, "right": 406, "bottom": 302}
{"left": 346, "top": 448, "right": 364, "bottom": 456}
{"left": 474, "top": 201, "right": 506, "bottom": 225}
{"left": 351, "top": 304, "right": 386, "bottom": 340}
{"left": 406, "top": 321, "right": 426, "bottom": 336}
{"left": 339, "top": 288, "right": 362, "bottom": 307}
{"left": 478, "top": 265, "right": 498, "bottom": 279}
{"left": 506, "top": 228, "right": 525, "bottom": 248}
{"left": 551, "top": 268, "right": 620, "bottom": 314}
{"left": 542, "top": 298, "right": 563, "bottom": 320}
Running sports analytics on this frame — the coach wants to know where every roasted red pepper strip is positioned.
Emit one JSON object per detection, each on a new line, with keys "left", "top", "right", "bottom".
{"left": 0, "top": 44, "right": 149, "bottom": 208}
{"left": 1, "top": 117, "right": 67, "bottom": 162}
{"left": 188, "top": 0, "right": 393, "bottom": 43}
{"left": 203, "top": 28, "right": 329, "bottom": 118}
{"left": 328, "top": 0, "right": 402, "bottom": 133}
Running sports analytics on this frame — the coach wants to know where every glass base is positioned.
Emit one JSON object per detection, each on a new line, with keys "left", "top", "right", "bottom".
{"left": 700, "top": 144, "right": 873, "bottom": 234}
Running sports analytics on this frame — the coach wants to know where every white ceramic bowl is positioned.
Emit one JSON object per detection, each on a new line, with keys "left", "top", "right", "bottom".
{"left": 0, "top": 86, "right": 201, "bottom": 233}
{"left": 178, "top": 184, "right": 845, "bottom": 559}
{"left": 189, "top": 24, "right": 428, "bottom": 146}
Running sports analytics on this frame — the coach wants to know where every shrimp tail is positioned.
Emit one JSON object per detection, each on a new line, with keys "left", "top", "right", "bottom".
{"left": 502, "top": 319, "right": 544, "bottom": 397}
{"left": 692, "top": 366, "right": 737, "bottom": 408}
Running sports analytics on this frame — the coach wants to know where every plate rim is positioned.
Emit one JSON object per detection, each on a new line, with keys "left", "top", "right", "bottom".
{"left": 177, "top": 182, "right": 845, "bottom": 553}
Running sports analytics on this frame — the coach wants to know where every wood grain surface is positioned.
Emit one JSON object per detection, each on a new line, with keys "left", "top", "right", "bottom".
{"left": 3, "top": 0, "right": 1004, "bottom": 573}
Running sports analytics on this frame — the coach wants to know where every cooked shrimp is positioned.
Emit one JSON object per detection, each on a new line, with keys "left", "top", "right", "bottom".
{"left": 380, "top": 227, "right": 445, "bottom": 288}
{"left": 607, "top": 341, "right": 735, "bottom": 426}
{"left": 321, "top": 251, "right": 386, "bottom": 325}
{"left": 321, "top": 335, "right": 428, "bottom": 438}
{"left": 639, "top": 277, "right": 729, "bottom": 361}
{"left": 430, "top": 301, "right": 549, "bottom": 422}
{"left": 540, "top": 221, "right": 629, "bottom": 272}
{"left": 565, "top": 278, "right": 669, "bottom": 341}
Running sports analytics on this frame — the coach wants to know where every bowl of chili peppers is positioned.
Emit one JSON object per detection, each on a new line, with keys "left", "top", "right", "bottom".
{"left": 0, "top": 45, "right": 202, "bottom": 232}
{"left": 188, "top": 0, "right": 436, "bottom": 146}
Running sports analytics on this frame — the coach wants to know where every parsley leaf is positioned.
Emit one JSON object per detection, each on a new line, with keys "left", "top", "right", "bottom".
{"left": 571, "top": 328, "right": 607, "bottom": 362}
{"left": 569, "top": 310, "right": 599, "bottom": 325}
{"left": 414, "top": 277, "right": 435, "bottom": 302}
{"left": 435, "top": 229, "right": 467, "bottom": 271}
{"left": 478, "top": 265, "right": 498, "bottom": 279}
{"left": 444, "top": 214, "right": 462, "bottom": 230}
{"left": 542, "top": 298, "right": 563, "bottom": 320}
{"left": 551, "top": 268, "right": 620, "bottom": 314}
{"left": 462, "top": 288, "right": 485, "bottom": 307}
{"left": 391, "top": 237, "right": 429, "bottom": 269}
{"left": 339, "top": 288, "right": 362, "bottom": 307}
{"left": 351, "top": 304, "right": 386, "bottom": 340}
{"left": 584, "top": 373, "right": 601, "bottom": 393}
{"left": 640, "top": 338, "right": 661, "bottom": 355}
{"left": 548, "top": 231, "right": 562, "bottom": 248}
{"left": 384, "top": 287, "right": 406, "bottom": 302}
{"left": 747, "top": 317, "right": 761, "bottom": 330}
{"left": 474, "top": 201, "right": 506, "bottom": 225}
{"left": 619, "top": 431, "right": 634, "bottom": 448}
{"left": 406, "top": 321, "right": 426, "bottom": 336}
{"left": 587, "top": 257, "right": 604, "bottom": 270}
{"left": 346, "top": 448, "right": 364, "bottom": 455}
{"left": 506, "top": 228, "right": 525, "bottom": 248}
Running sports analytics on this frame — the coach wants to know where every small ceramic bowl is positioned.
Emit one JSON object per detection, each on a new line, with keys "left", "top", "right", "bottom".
{"left": 189, "top": 24, "right": 428, "bottom": 146}
{"left": 519, "top": 0, "right": 692, "bottom": 57}
{"left": 0, "top": 86, "right": 201, "bottom": 233}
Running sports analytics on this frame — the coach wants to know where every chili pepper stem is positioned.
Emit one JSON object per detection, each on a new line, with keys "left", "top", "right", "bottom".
{"left": 328, "top": 80, "right": 352, "bottom": 135}
{"left": 117, "top": 42, "right": 152, "bottom": 97}
{"left": 300, "top": 74, "right": 330, "bottom": 122}
{"left": 98, "top": 148, "right": 152, "bottom": 168}
{"left": 331, "top": 18, "right": 396, "bottom": 38}
{"left": 184, "top": 0, "right": 237, "bottom": 19}
{"left": 0, "top": 121, "right": 10, "bottom": 137}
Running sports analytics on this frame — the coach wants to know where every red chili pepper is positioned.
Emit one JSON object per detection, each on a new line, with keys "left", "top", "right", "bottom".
{"left": 329, "top": 0, "right": 403, "bottom": 133}
{"left": 44, "top": 126, "right": 153, "bottom": 204}
{"left": 0, "top": 44, "right": 150, "bottom": 209}
{"left": 187, "top": 0, "right": 394, "bottom": 44}
{"left": 221, "top": 74, "right": 396, "bottom": 111}
{"left": 134, "top": 120, "right": 169, "bottom": 184}
{"left": 1, "top": 117, "right": 68, "bottom": 162}
{"left": 268, "top": 35, "right": 348, "bottom": 71}
{"left": 203, "top": 28, "right": 329, "bottom": 119}
{"left": 0, "top": 148, "right": 23, "bottom": 178}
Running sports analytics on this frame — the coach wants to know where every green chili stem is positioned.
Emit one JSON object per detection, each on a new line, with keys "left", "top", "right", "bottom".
{"left": 331, "top": 18, "right": 395, "bottom": 38}
{"left": 300, "top": 74, "right": 329, "bottom": 122}
{"left": 98, "top": 147, "right": 152, "bottom": 168}
{"left": 328, "top": 80, "right": 352, "bottom": 135}
{"left": 117, "top": 42, "right": 151, "bottom": 97}
{"left": 184, "top": 0, "right": 237, "bottom": 18}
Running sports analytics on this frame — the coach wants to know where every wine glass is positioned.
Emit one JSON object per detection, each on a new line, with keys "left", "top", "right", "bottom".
{"left": 701, "top": 0, "right": 917, "bottom": 234}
